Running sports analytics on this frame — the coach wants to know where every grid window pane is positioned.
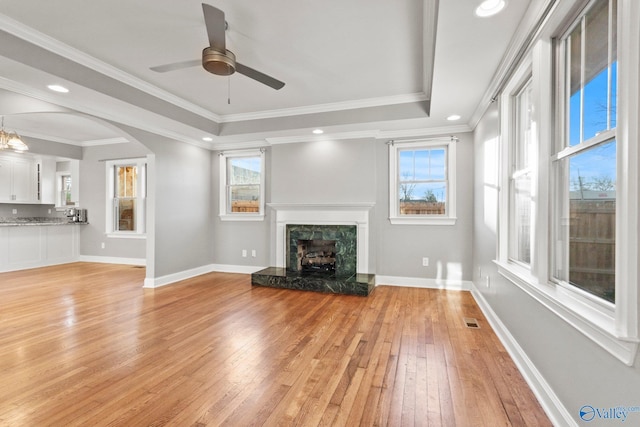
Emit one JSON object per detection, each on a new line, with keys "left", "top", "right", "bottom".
{"left": 228, "top": 184, "right": 260, "bottom": 213}
{"left": 227, "top": 156, "right": 261, "bottom": 213}
{"left": 556, "top": 140, "right": 616, "bottom": 303}
{"left": 117, "top": 199, "right": 136, "bottom": 231}
{"left": 398, "top": 148, "right": 447, "bottom": 216}
{"left": 566, "top": 0, "right": 617, "bottom": 146}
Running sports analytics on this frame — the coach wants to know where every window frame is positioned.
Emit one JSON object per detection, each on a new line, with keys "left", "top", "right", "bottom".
{"left": 495, "top": 0, "right": 638, "bottom": 365}
{"left": 388, "top": 138, "right": 457, "bottom": 226}
{"left": 218, "top": 149, "right": 266, "bottom": 222}
{"left": 105, "top": 158, "right": 147, "bottom": 239}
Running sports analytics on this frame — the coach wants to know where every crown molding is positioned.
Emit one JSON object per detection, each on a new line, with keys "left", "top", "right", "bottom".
{"left": 219, "top": 93, "right": 429, "bottom": 123}
{"left": 0, "top": 13, "right": 220, "bottom": 123}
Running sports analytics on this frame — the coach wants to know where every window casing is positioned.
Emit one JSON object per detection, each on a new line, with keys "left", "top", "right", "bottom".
{"left": 219, "top": 149, "right": 265, "bottom": 221}
{"left": 496, "top": 0, "right": 638, "bottom": 365}
{"left": 389, "top": 139, "right": 457, "bottom": 225}
{"left": 105, "top": 158, "right": 147, "bottom": 238}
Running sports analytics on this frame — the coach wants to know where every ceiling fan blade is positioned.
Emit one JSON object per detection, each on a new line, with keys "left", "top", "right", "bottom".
{"left": 150, "top": 59, "right": 201, "bottom": 73}
{"left": 202, "top": 3, "right": 226, "bottom": 52}
{"left": 236, "top": 63, "right": 285, "bottom": 90}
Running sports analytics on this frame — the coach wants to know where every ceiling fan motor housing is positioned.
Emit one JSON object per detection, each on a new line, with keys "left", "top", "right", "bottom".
{"left": 202, "top": 47, "right": 236, "bottom": 76}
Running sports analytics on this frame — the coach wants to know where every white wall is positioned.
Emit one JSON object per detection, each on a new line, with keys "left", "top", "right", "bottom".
{"left": 212, "top": 135, "right": 475, "bottom": 284}
{"left": 80, "top": 142, "right": 151, "bottom": 260}
{"left": 374, "top": 134, "right": 474, "bottom": 282}
{"left": 472, "top": 103, "right": 640, "bottom": 425}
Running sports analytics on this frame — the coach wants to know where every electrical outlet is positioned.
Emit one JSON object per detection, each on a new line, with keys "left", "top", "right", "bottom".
{"left": 48, "top": 209, "right": 52, "bottom": 214}
{"left": 251, "top": 249, "right": 256, "bottom": 258}
{"left": 485, "top": 276, "right": 490, "bottom": 288}
{"left": 101, "top": 242, "right": 105, "bottom": 249}
{"left": 12, "top": 209, "right": 17, "bottom": 215}
{"left": 422, "top": 257, "right": 429, "bottom": 267}
{"left": 242, "top": 249, "right": 247, "bottom": 258}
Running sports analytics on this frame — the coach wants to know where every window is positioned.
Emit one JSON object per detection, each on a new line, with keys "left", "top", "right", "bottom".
{"left": 497, "top": 0, "right": 638, "bottom": 364}
{"left": 105, "top": 158, "right": 147, "bottom": 237}
{"left": 389, "top": 139, "right": 456, "bottom": 225}
{"left": 553, "top": 0, "right": 617, "bottom": 304}
{"left": 510, "top": 79, "right": 535, "bottom": 265}
{"left": 219, "top": 149, "right": 265, "bottom": 221}
{"left": 56, "top": 172, "right": 73, "bottom": 207}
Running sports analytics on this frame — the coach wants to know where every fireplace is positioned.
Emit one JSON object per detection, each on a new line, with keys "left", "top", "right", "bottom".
{"left": 296, "top": 239, "right": 336, "bottom": 273}
{"left": 286, "top": 224, "right": 357, "bottom": 277}
{"left": 250, "top": 203, "right": 375, "bottom": 296}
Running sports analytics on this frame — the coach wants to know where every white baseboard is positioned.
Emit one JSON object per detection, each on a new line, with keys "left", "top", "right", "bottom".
{"left": 211, "top": 264, "right": 268, "bottom": 274}
{"left": 143, "top": 264, "right": 218, "bottom": 288}
{"left": 78, "top": 255, "right": 146, "bottom": 266}
{"left": 375, "top": 275, "right": 472, "bottom": 291}
{"left": 471, "top": 284, "right": 577, "bottom": 427}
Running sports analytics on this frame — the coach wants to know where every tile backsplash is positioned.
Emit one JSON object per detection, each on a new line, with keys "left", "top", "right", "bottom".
{"left": 0, "top": 203, "right": 64, "bottom": 219}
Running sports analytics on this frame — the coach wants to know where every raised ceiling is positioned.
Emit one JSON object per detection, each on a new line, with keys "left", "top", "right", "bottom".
{"left": 0, "top": 0, "right": 533, "bottom": 149}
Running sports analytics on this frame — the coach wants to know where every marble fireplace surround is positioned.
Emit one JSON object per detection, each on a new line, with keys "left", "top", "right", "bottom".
{"left": 269, "top": 203, "right": 373, "bottom": 275}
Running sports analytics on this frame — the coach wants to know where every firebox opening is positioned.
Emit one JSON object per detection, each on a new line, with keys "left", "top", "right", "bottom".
{"left": 297, "top": 239, "right": 336, "bottom": 274}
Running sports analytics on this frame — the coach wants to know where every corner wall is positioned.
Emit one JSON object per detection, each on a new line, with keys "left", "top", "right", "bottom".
{"left": 472, "top": 103, "right": 640, "bottom": 426}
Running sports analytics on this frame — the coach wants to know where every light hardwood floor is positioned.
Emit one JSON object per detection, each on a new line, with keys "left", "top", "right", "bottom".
{"left": 0, "top": 263, "right": 551, "bottom": 426}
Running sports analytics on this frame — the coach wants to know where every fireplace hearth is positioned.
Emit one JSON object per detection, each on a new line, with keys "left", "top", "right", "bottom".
{"left": 251, "top": 223, "right": 375, "bottom": 296}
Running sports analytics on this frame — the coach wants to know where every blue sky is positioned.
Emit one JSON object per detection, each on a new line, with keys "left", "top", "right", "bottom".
{"left": 568, "top": 61, "right": 617, "bottom": 190}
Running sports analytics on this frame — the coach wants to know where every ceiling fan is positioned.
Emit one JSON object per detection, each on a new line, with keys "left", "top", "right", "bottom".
{"left": 150, "top": 4, "right": 285, "bottom": 90}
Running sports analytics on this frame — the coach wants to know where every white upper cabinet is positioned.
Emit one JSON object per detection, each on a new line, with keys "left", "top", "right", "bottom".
{"left": 0, "top": 154, "right": 39, "bottom": 203}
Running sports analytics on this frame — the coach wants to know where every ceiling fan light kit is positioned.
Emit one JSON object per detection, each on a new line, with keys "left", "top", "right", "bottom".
{"left": 202, "top": 47, "right": 236, "bottom": 76}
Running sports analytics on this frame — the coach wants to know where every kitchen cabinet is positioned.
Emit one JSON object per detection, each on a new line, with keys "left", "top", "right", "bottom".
{"left": 0, "top": 224, "right": 79, "bottom": 272}
{"left": 0, "top": 154, "right": 39, "bottom": 203}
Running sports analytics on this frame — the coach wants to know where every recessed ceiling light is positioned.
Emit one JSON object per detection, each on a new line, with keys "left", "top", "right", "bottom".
{"left": 475, "top": 0, "right": 506, "bottom": 17}
{"left": 447, "top": 114, "right": 461, "bottom": 121}
{"left": 312, "top": 129, "right": 324, "bottom": 135}
{"left": 47, "top": 84, "right": 69, "bottom": 93}
{"left": 202, "top": 137, "right": 213, "bottom": 142}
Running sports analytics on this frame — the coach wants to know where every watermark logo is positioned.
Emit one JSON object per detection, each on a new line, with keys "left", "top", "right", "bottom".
{"left": 579, "top": 404, "right": 640, "bottom": 423}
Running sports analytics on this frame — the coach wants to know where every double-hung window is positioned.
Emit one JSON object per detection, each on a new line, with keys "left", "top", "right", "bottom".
{"left": 219, "top": 149, "right": 265, "bottom": 221}
{"left": 389, "top": 139, "right": 457, "bottom": 225}
{"left": 553, "top": 0, "right": 617, "bottom": 304}
{"left": 497, "top": 0, "right": 638, "bottom": 364}
{"left": 105, "top": 158, "right": 147, "bottom": 237}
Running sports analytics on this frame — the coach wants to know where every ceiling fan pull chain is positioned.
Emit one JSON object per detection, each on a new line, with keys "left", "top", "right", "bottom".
{"left": 228, "top": 75, "right": 231, "bottom": 105}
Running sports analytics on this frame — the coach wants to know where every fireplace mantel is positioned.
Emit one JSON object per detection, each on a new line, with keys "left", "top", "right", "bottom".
{"left": 268, "top": 203, "right": 374, "bottom": 274}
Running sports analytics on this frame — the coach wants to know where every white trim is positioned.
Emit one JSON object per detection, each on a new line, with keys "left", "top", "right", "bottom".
{"left": 106, "top": 232, "right": 147, "bottom": 239}
{"left": 219, "top": 149, "right": 265, "bottom": 221}
{"left": 471, "top": 284, "right": 578, "bottom": 427}
{"left": 0, "top": 12, "right": 219, "bottom": 123}
{"left": 388, "top": 217, "right": 457, "bottom": 226}
{"left": 78, "top": 255, "right": 145, "bottom": 266}
{"left": 105, "top": 158, "right": 147, "bottom": 236}
{"left": 211, "top": 264, "right": 267, "bottom": 274}
{"left": 496, "top": 261, "right": 639, "bottom": 366}
{"left": 220, "top": 93, "right": 428, "bottom": 123}
{"left": 375, "top": 275, "right": 471, "bottom": 291}
{"left": 388, "top": 139, "right": 457, "bottom": 225}
{"left": 141, "top": 263, "right": 266, "bottom": 288}
{"left": 143, "top": 264, "right": 216, "bottom": 288}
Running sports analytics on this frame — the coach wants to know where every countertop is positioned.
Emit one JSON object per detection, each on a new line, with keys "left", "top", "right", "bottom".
{"left": 0, "top": 217, "right": 88, "bottom": 227}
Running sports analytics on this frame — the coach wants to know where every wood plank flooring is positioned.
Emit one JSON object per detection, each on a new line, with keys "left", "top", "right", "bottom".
{"left": 0, "top": 263, "right": 551, "bottom": 426}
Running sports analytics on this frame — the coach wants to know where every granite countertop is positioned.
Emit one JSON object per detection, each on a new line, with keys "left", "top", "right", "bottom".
{"left": 0, "top": 217, "right": 88, "bottom": 226}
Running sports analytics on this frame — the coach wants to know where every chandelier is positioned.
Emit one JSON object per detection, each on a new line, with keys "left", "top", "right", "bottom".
{"left": 0, "top": 117, "right": 29, "bottom": 152}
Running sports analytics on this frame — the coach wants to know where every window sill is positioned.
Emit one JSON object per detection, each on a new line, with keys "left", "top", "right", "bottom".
{"left": 106, "top": 232, "right": 146, "bottom": 239}
{"left": 389, "top": 216, "right": 457, "bottom": 226}
{"left": 219, "top": 214, "right": 265, "bottom": 222}
{"left": 495, "top": 260, "right": 639, "bottom": 366}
